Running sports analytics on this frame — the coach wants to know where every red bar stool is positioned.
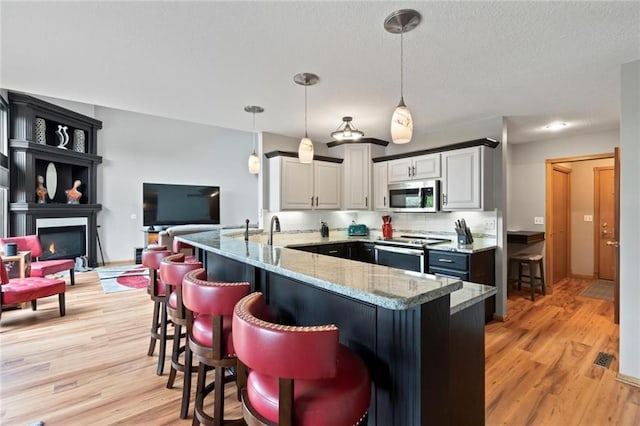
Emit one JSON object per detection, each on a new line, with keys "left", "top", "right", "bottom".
{"left": 159, "top": 254, "right": 202, "bottom": 419}
{"left": 233, "top": 292, "right": 371, "bottom": 426}
{"left": 182, "top": 268, "right": 250, "bottom": 426}
{"left": 141, "top": 247, "right": 172, "bottom": 375}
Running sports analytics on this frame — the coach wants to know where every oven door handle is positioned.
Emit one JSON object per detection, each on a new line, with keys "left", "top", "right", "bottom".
{"left": 373, "top": 245, "right": 425, "bottom": 257}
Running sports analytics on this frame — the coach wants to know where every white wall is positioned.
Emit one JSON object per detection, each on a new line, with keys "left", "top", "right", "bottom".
{"left": 508, "top": 129, "right": 618, "bottom": 232}
{"left": 96, "top": 107, "right": 258, "bottom": 262}
{"left": 619, "top": 59, "right": 640, "bottom": 382}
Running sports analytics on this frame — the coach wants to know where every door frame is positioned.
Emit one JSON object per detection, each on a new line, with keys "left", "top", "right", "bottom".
{"left": 545, "top": 152, "right": 614, "bottom": 293}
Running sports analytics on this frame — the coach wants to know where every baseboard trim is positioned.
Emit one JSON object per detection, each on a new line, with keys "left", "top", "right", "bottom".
{"left": 617, "top": 373, "right": 640, "bottom": 388}
{"left": 571, "top": 273, "right": 596, "bottom": 280}
{"left": 492, "top": 313, "right": 507, "bottom": 322}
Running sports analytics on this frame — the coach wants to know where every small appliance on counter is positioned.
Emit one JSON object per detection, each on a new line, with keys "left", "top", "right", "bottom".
{"left": 321, "top": 221, "right": 330, "bottom": 238}
{"left": 348, "top": 222, "right": 369, "bottom": 236}
{"left": 382, "top": 215, "right": 393, "bottom": 238}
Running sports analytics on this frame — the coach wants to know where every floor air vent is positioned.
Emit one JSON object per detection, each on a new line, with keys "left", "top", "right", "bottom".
{"left": 593, "top": 352, "right": 614, "bottom": 368}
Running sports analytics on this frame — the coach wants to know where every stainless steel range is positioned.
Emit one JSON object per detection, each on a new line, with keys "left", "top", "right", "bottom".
{"left": 374, "top": 235, "right": 451, "bottom": 273}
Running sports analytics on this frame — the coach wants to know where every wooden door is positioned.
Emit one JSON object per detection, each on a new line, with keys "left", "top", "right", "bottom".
{"left": 594, "top": 166, "right": 615, "bottom": 280}
{"left": 551, "top": 165, "right": 571, "bottom": 285}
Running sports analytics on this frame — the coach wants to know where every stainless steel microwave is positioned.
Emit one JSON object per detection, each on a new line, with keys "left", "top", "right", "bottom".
{"left": 388, "top": 180, "right": 441, "bottom": 212}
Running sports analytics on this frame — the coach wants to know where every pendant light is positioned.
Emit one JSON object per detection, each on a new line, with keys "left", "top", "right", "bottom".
{"left": 245, "top": 105, "right": 264, "bottom": 175}
{"left": 385, "top": 9, "right": 421, "bottom": 144}
{"left": 330, "top": 116, "right": 364, "bottom": 141}
{"left": 294, "top": 72, "right": 319, "bottom": 164}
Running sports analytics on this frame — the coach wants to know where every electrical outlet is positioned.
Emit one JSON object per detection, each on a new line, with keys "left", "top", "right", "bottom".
{"left": 584, "top": 215, "right": 593, "bottom": 222}
{"left": 484, "top": 219, "right": 496, "bottom": 230}
{"left": 130, "top": 213, "right": 137, "bottom": 220}
{"left": 534, "top": 216, "right": 544, "bottom": 225}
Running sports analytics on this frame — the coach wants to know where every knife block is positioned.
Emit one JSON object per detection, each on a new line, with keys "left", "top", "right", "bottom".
{"left": 456, "top": 232, "right": 473, "bottom": 245}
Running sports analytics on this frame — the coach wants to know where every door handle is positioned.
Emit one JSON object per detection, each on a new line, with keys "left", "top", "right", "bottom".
{"left": 310, "top": 196, "right": 314, "bottom": 207}
{"left": 438, "top": 258, "right": 454, "bottom": 263}
{"left": 365, "top": 196, "right": 368, "bottom": 207}
{"left": 408, "top": 166, "right": 411, "bottom": 177}
{"left": 316, "top": 196, "right": 319, "bottom": 206}
{"left": 383, "top": 196, "right": 386, "bottom": 206}
{"left": 412, "top": 165, "right": 416, "bottom": 176}
{"left": 606, "top": 240, "right": 619, "bottom": 247}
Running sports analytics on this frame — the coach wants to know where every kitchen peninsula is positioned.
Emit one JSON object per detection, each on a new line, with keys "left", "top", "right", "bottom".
{"left": 177, "top": 229, "right": 495, "bottom": 425}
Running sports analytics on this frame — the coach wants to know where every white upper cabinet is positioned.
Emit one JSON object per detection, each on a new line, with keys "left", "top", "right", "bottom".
{"left": 342, "top": 144, "right": 371, "bottom": 210}
{"left": 388, "top": 153, "right": 440, "bottom": 183}
{"left": 314, "top": 160, "right": 342, "bottom": 210}
{"left": 373, "top": 161, "right": 389, "bottom": 211}
{"left": 269, "top": 156, "right": 341, "bottom": 211}
{"left": 329, "top": 142, "right": 387, "bottom": 211}
{"left": 441, "top": 146, "right": 494, "bottom": 211}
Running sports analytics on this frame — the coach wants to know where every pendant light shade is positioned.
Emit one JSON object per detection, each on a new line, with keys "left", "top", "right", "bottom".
{"left": 294, "top": 72, "right": 319, "bottom": 164}
{"left": 331, "top": 116, "right": 364, "bottom": 141}
{"left": 385, "top": 9, "right": 421, "bottom": 144}
{"left": 244, "top": 105, "right": 264, "bottom": 175}
{"left": 391, "top": 101, "right": 413, "bottom": 144}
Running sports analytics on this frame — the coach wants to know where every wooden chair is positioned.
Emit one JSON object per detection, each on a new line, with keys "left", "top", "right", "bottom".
{"left": 0, "top": 236, "right": 75, "bottom": 285}
{"left": 1, "top": 255, "right": 66, "bottom": 321}
{"left": 159, "top": 254, "right": 202, "bottom": 419}
{"left": 232, "top": 292, "right": 371, "bottom": 426}
{"left": 182, "top": 268, "right": 250, "bottom": 426}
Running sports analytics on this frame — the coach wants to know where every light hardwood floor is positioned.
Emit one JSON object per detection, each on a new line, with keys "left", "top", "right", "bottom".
{"left": 1, "top": 272, "right": 639, "bottom": 425}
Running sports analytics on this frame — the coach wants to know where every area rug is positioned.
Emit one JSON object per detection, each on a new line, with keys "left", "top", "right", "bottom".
{"left": 580, "top": 279, "right": 614, "bottom": 301}
{"left": 95, "top": 264, "right": 149, "bottom": 294}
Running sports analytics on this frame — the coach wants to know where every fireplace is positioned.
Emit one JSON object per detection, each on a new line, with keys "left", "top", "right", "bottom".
{"left": 38, "top": 225, "right": 86, "bottom": 261}
{"left": 36, "top": 217, "right": 88, "bottom": 261}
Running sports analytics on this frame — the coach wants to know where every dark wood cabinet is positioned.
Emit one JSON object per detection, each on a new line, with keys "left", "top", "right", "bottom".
{"left": 352, "top": 242, "right": 376, "bottom": 263}
{"left": 428, "top": 248, "right": 496, "bottom": 322}
{"left": 7, "top": 92, "right": 103, "bottom": 266}
{"left": 316, "top": 243, "right": 350, "bottom": 258}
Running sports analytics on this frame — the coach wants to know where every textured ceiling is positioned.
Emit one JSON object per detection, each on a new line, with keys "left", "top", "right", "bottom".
{"left": 1, "top": 1, "right": 639, "bottom": 144}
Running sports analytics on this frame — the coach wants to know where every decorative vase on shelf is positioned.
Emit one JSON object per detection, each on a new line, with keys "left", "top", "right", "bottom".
{"left": 56, "top": 125, "right": 69, "bottom": 149}
{"left": 35, "top": 118, "right": 46, "bottom": 144}
{"left": 65, "top": 180, "right": 82, "bottom": 204}
{"left": 73, "top": 129, "right": 86, "bottom": 152}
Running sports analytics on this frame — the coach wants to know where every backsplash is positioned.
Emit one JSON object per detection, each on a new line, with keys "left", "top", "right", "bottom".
{"left": 262, "top": 209, "right": 498, "bottom": 237}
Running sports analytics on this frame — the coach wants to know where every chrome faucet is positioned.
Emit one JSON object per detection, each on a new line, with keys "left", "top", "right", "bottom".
{"left": 268, "top": 215, "right": 281, "bottom": 245}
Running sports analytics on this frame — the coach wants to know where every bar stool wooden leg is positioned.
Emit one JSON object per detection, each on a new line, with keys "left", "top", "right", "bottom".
{"left": 528, "top": 260, "right": 535, "bottom": 301}
{"left": 517, "top": 261, "right": 524, "bottom": 290}
{"left": 180, "top": 342, "right": 193, "bottom": 419}
{"left": 539, "top": 260, "right": 546, "bottom": 295}
{"left": 157, "top": 301, "right": 169, "bottom": 376}
{"left": 148, "top": 299, "right": 160, "bottom": 356}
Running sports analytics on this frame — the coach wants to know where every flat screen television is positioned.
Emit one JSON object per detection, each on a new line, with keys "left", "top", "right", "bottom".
{"left": 143, "top": 182, "right": 220, "bottom": 227}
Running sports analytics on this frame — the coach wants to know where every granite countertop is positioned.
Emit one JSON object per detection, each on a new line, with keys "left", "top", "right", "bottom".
{"left": 177, "top": 230, "right": 464, "bottom": 311}
{"left": 450, "top": 282, "right": 497, "bottom": 315}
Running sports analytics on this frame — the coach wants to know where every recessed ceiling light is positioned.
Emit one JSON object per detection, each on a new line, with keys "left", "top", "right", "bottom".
{"left": 545, "top": 121, "right": 568, "bottom": 131}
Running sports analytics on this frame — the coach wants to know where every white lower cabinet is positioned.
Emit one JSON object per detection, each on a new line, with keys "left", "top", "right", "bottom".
{"left": 441, "top": 146, "right": 494, "bottom": 211}
{"left": 269, "top": 156, "right": 341, "bottom": 211}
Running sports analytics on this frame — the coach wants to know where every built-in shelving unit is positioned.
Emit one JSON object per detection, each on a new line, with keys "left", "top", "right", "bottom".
{"left": 7, "top": 92, "right": 103, "bottom": 266}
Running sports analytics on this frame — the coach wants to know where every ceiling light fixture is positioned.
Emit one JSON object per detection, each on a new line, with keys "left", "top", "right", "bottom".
{"left": 294, "top": 72, "right": 319, "bottom": 164}
{"left": 245, "top": 105, "right": 264, "bottom": 175}
{"left": 330, "top": 116, "right": 364, "bottom": 141}
{"left": 385, "top": 9, "right": 421, "bottom": 144}
{"left": 545, "top": 121, "right": 568, "bottom": 131}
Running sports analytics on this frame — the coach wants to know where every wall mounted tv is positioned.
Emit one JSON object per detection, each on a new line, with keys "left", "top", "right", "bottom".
{"left": 143, "top": 183, "right": 220, "bottom": 228}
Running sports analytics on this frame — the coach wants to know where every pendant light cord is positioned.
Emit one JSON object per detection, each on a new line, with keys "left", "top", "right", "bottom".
{"left": 400, "top": 30, "right": 404, "bottom": 103}
{"left": 252, "top": 111, "right": 256, "bottom": 151}
{"left": 304, "top": 85, "right": 309, "bottom": 138}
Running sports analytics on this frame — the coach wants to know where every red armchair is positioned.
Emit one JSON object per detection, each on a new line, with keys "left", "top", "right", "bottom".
{"left": 1, "top": 255, "right": 66, "bottom": 321}
{"left": 0, "top": 235, "right": 75, "bottom": 286}
{"left": 233, "top": 292, "right": 371, "bottom": 426}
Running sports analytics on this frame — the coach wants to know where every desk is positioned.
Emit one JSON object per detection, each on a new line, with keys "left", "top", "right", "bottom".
{"left": 2, "top": 251, "right": 32, "bottom": 279}
{"left": 507, "top": 231, "right": 545, "bottom": 245}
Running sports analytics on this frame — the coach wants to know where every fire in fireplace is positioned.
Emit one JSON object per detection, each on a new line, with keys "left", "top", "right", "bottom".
{"left": 38, "top": 225, "right": 86, "bottom": 261}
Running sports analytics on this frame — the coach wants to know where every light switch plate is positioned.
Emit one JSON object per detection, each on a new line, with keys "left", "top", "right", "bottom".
{"left": 534, "top": 216, "right": 544, "bottom": 225}
{"left": 584, "top": 215, "right": 593, "bottom": 222}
